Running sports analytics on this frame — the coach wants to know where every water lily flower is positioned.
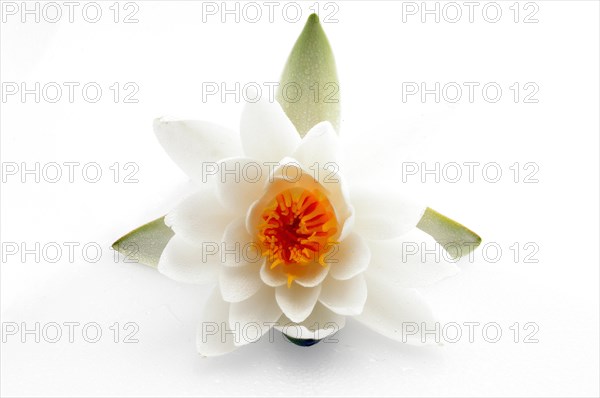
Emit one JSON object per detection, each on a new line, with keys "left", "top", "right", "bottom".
{"left": 112, "top": 14, "right": 480, "bottom": 357}
{"left": 152, "top": 97, "right": 461, "bottom": 356}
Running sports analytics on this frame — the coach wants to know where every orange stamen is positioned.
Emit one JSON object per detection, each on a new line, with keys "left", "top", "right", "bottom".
{"left": 257, "top": 188, "right": 338, "bottom": 287}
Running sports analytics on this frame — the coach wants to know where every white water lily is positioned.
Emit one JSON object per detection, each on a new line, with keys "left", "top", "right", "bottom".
{"left": 153, "top": 97, "right": 461, "bottom": 356}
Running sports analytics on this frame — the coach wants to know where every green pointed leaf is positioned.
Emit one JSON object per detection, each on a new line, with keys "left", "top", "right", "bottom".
{"left": 417, "top": 208, "right": 482, "bottom": 259}
{"left": 277, "top": 13, "right": 340, "bottom": 137}
{"left": 112, "top": 217, "right": 174, "bottom": 268}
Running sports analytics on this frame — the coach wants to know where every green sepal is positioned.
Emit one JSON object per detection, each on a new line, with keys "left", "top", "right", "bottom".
{"left": 277, "top": 13, "right": 340, "bottom": 137}
{"left": 416, "top": 208, "right": 482, "bottom": 259}
{"left": 112, "top": 217, "right": 174, "bottom": 268}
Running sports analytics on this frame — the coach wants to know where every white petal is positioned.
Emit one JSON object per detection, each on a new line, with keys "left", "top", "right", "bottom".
{"left": 158, "top": 235, "right": 219, "bottom": 284}
{"left": 239, "top": 98, "right": 300, "bottom": 162}
{"left": 219, "top": 260, "right": 263, "bottom": 303}
{"left": 291, "top": 122, "right": 339, "bottom": 169}
{"left": 221, "top": 218, "right": 262, "bottom": 268}
{"left": 216, "top": 157, "right": 269, "bottom": 214}
{"left": 351, "top": 188, "right": 425, "bottom": 240}
{"left": 318, "top": 274, "right": 367, "bottom": 316}
{"left": 196, "top": 287, "right": 238, "bottom": 357}
{"left": 366, "top": 228, "right": 460, "bottom": 288}
{"left": 275, "top": 283, "right": 321, "bottom": 323}
{"left": 229, "top": 285, "right": 282, "bottom": 346}
{"left": 166, "top": 189, "right": 234, "bottom": 248}
{"left": 259, "top": 262, "right": 287, "bottom": 287}
{"left": 275, "top": 303, "right": 346, "bottom": 340}
{"left": 338, "top": 205, "right": 355, "bottom": 242}
{"left": 270, "top": 157, "right": 350, "bottom": 208}
{"left": 354, "top": 276, "right": 437, "bottom": 345}
{"left": 154, "top": 117, "right": 242, "bottom": 182}
{"left": 328, "top": 232, "right": 370, "bottom": 280}
{"left": 294, "top": 264, "right": 329, "bottom": 288}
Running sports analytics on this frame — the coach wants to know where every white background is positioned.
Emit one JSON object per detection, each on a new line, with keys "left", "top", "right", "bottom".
{"left": 1, "top": 1, "right": 599, "bottom": 396}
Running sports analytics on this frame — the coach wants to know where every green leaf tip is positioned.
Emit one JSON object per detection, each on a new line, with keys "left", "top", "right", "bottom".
{"left": 112, "top": 216, "right": 174, "bottom": 268}
{"left": 416, "top": 208, "right": 482, "bottom": 260}
{"left": 277, "top": 12, "right": 340, "bottom": 137}
{"left": 307, "top": 12, "right": 318, "bottom": 22}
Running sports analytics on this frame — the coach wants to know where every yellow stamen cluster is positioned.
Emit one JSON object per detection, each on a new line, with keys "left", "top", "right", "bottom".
{"left": 257, "top": 188, "right": 338, "bottom": 287}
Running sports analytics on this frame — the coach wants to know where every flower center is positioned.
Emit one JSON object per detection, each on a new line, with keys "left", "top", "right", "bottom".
{"left": 257, "top": 187, "right": 338, "bottom": 286}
